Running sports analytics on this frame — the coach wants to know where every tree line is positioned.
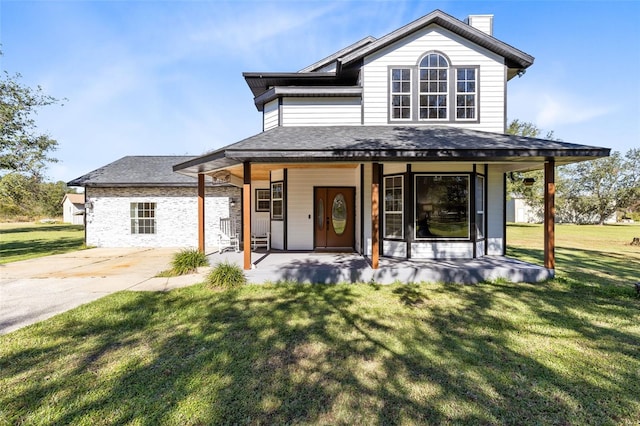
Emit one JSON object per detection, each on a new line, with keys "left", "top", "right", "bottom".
{"left": 507, "top": 120, "right": 639, "bottom": 225}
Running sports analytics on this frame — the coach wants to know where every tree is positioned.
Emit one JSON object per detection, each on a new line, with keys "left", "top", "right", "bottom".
{"left": 563, "top": 149, "right": 640, "bottom": 224}
{"left": 1, "top": 67, "right": 61, "bottom": 178}
{"left": 505, "top": 119, "right": 558, "bottom": 219}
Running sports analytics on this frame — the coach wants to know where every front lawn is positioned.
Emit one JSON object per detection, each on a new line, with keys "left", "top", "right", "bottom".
{"left": 0, "top": 224, "right": 638, "bottom": 424}
{"left": 0, "top": 222, "right": 85, "bottom": 264}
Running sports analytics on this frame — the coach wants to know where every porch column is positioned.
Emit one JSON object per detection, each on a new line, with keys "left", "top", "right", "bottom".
{"left": 198, "top": 174, "right": 205, "bottom": 253}
{"left": 243, "top": 161, "right": 252, "bottom": 270}
{"left": 371, "top": 162, "right": 380, "bottom": 269}
{"left": 544, "top": 159, "right": 555, "bottom": 270}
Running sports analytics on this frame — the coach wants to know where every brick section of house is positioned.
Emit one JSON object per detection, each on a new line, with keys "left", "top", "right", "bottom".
{"left": 85, "top": 186, "right": 241, "bottom": 249}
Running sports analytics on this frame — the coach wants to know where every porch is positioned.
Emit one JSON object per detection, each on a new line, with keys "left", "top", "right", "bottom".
{"left": 206, "top": 250, "right": 553, "bottom": 284}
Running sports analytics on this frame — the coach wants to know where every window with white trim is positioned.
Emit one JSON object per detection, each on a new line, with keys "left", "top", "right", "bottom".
{"left": 388, "top": 52, "right": 479, "bottom": 123}
{"left": 476, "top": 175, "right": 485, "bottom": 239}
{"left": 456, "top": 68, "right": 477, "bottom": 120}
{"left": 271, "top": 182, "right": 283, "bottom": 220}
{"left": 390, "top": 68, "right": 411, "bottom": 120}
{"left": 419, "top": 53, "right": 449, "bottom": 120}
{"left": 384, "top": 175, "right": 403, "bottom": 238}
{"left": 130, "top": 202, "right": 156, "bottom": 234}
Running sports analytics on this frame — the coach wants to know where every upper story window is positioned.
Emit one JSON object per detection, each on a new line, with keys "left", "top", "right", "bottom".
{"left": 390, "top": 68, "right": 411, "bottom": 120}
{"left": 456, "top": 68, "right": 477, "bottom": 120}
{"left": 419, "top": 53, "right": 449, "bottom": 120}
{"left": 389, "top": 52, "right": 478, "bottom": 123}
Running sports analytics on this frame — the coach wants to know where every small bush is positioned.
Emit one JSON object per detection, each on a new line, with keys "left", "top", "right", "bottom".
{"left": 171, "top": 248, "right": 209, "bottom": 275}
{"left": 206, "top": 261, "right": 246, "bottom": 289}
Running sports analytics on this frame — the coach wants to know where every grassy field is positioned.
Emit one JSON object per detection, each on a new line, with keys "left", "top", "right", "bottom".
{"left": 0, "top": 222, "right": 85, "bottom": 264}
{"left": 0, "top": 224, "right": 639, "bottom": 424}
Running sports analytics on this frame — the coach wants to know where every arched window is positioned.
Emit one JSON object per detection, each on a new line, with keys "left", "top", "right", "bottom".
{"left": 419, "top": 53, "right": 449, "bottom": 120}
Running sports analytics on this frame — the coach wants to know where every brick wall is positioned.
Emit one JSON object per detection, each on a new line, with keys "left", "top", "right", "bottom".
{"left": 84, "top": 186, "right": 241, "bottom": 250}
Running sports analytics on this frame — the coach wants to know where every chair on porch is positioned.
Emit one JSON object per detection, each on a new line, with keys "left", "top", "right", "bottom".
{"left": 251, "top": 218, "right": 270, "bottom": 251}
{"left": 218, "top": 218, "right": 239, "bottom": 253}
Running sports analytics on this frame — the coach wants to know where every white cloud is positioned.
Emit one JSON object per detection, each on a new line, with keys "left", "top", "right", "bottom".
{"left": 509, "top": 85, "right": 614, "bottom": 129}
{"left": 534, "top": 92, "right": 613, "bottom": 128}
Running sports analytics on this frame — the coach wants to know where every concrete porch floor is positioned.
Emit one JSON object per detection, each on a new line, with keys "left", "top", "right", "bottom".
{"left": 206, "top": 250, "right": 553, "bottom": 284}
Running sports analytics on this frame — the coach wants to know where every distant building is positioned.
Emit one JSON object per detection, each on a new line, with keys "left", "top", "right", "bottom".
{"left": 61, "top": 193, "right": 85, "bottom": 225}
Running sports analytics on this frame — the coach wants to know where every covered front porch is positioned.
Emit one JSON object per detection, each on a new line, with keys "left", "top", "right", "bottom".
{"left": 206, "top": 250, "right": 553, "bottom": 284}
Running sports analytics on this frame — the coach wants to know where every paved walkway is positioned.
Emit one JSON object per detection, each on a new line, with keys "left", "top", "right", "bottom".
{"left": 0, "top": 248, "right": 208, "bottom": 335}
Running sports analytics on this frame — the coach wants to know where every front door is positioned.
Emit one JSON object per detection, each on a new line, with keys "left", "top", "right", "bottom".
{"left": 314, "top": 187, "right": 355, "bottom": 250}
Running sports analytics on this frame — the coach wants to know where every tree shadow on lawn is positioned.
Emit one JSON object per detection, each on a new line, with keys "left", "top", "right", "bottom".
{"left": 508, "top": 245, "right": 640, "bottom": 291}
{"left": 1, "top": 282, "right": 639, "bottom": 424}
{"left": 0, "top": 236, "right": 84, "bottom": 260}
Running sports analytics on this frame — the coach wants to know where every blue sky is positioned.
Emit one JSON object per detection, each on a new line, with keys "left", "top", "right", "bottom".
{"left": 1, "top": 0, "right": 639, "bottom": 183}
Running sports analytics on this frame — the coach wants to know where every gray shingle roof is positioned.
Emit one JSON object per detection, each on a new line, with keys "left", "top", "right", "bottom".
{"left": 173, "top": 126, "right": 610, "bottom": 176}
{"left": 68, "top": 156, "right": 200, "bottom": 187}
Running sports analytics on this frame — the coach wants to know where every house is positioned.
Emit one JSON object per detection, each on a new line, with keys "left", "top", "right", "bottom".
{"left": 61, "top": 193, "right": 85, "bottom": 225}
{"left": 168, "top": 10, "right": 608, "bottom": 273}
{"left": 68, "top": 156, "right": 241, "bottom": 248}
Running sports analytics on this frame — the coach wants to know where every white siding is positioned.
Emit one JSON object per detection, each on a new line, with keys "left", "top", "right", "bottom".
{"left": 281, "top": 97, "right": 361, "bottom": 126}
{"left": 411, "top": 242, "right": 474, "bottom": 259}
{"left": 411, "top": 162, "right": 474, "bottom": 173}
{"left": 62, "top": 199, "right": 84, "bottom": 225}
{"left": 251, "top": 180, "right": 270, "bottom": 229}
{"left": 85, "top": 186, "right": 239, "bottom": 249}
{"left": 383, "top": 240, "right": 407, "bottom": 258}
{"left": 362, "top": 25, "right": 505, "bottom": 132}
{"left": 263, "top": 99, "right": 279, "bottom": 131}
{"left": 270, "top": 221, "right": 285, "bottom": 250}
{"left": 286, "top": 167, "right": 359, "bottom": 250}
{"left": 486, "top": 165, "right": 505, "bottom": 255}
{"left": 382, "top": 163, "right": 406, "bottom": 174}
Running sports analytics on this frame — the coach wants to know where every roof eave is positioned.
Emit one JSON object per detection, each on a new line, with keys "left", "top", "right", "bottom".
{"left": 253, "top": 86, "right": 363, "bottom": 111}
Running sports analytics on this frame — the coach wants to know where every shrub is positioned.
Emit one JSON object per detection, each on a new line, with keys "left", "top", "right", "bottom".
{"left": 206, "top": 261, "right": 246, "bottom": 289}
{"left": 171, "top": 248, "right": 209, "bottom": 275}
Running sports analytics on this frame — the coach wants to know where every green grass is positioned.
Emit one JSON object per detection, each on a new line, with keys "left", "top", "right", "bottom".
{"left": 0, "top": 222, "right": 85, "bottom": 264}
{"left": 507, "top": 223, "right": 640, "bottom": 293}
{"left": 0, "top": 224, "right": 638, "bottom": 424}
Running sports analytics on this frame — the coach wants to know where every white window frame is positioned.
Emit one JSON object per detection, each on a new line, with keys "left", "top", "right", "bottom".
{"left": 456, "top": 67, "right": 477, "bottom": 120}
{"left": 390, "top": 68, "right": 412, "bottom": 121}
{"left": 419, "top": 53, "right": 449, "bottom": 121}
{"left": 476, "top": 174, "right": 485, "bottom": 239}
{"left": 383, "top": 175, "right": 404, "bottom": 239}
{"left": 130, "top": 202, "right": 156, "bottom": 235}
{"left": 271, "top": 182, "right": 283, "bottom": 220}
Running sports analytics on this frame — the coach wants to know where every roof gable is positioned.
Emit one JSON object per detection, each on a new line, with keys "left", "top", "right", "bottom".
{"left": 338, "top": 10, "right": 533, "bottom": 71}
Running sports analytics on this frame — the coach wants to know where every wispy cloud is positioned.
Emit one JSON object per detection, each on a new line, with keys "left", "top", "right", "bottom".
{"left": 509, "top": 85, "right": 614, "bottom": 129}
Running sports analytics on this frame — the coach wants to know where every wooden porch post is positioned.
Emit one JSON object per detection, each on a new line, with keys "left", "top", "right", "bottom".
{"left": 198, "top": 174, "right": 205, "bottom": 253}
{"left": 243, "top": 162, "right": 252, "bottom": 270}
{"left": 371, "top": 163, "right": 380, "bottom": 269}
{"left": 544, "top": 159, "right": 555, "bottom": 270}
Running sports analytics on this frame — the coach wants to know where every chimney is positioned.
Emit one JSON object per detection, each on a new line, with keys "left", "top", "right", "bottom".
{"left": 466, "top": 14, "right": 494, "bottom": 36}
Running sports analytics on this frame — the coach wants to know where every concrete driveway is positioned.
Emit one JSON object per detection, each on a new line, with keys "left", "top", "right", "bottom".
{"left": 0, "top": 248, "right": 208, "bottom": 335}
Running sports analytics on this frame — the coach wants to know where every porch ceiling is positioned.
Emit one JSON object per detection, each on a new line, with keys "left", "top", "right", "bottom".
{"left": 223, "top": 163, "right": 359, "bottom": 181}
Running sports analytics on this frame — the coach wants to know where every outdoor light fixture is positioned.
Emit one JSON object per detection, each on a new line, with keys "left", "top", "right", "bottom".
{"left": 523, "top": 177, "right": 536, "bottom": 187}
{"left": 84, "top": 201, "right": 93, "bottom": 211}
{"left": 229, "top": 198, "right": 237, "bottom": 207}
